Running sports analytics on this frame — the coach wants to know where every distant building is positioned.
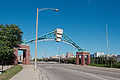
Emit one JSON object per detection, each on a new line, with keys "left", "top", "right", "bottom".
{"left": 21, "top": 54, "right": 23, "bottom": 61}
{"left": 94, "top": 52, "right": 104, "bottom": 57}
{"left": 50, "top": 55, "right": 60, "bottom": 59}
{"left": 117, "top": 55, "right": 120, "bottom": 62}
{"left": 61, "top": 54, "right": 66, "bottom": 58}
{"left": 108, "top": 54, "right": 117, "bottom": 57}
{"left": 18, "top": 54, "right": 23, "bottom": 63}
{"left": 18, "top": 54, "right": 23, "bottom": 61}
{"left": 71, "top": 55, "right": 76, "bottom": 58}
{"left": 31, "top": 58, "right": 34, "bottom": 61}
{"left": 66, "top": 52, "right": 73, "bottom": 58}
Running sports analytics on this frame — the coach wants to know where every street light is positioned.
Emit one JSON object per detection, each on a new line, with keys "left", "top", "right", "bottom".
{"left": 35, "top": 8, "right": 59, "bottom": 71}
{"left": 39, "top": 8, "right": 59, "bottom": 11}
{"left": 53, "top": 44, "right": 61, "bottom": 64}
{"left": 58, "top": 46, "right": 61, "bottom": 64}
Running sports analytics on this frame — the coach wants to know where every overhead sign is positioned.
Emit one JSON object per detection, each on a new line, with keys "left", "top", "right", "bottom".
{"left": 54, "top": 29, "right": 63, "bottom": 42}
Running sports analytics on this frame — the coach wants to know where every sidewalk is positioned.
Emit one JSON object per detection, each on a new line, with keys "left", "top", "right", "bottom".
{"left": 10, "top": 65, "right": 40, "bottom": 80}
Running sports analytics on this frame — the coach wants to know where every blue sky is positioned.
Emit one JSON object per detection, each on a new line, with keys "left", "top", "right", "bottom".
{"left": 0, "top": 0, "right": 120, "bottom": 58}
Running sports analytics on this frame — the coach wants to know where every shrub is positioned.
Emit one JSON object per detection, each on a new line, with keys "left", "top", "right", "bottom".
{"left": 69, "top": 58, "right": 76, "bottom": 64}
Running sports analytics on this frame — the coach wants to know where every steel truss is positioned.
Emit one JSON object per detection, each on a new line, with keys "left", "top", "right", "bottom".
{"left": 22, "top": 30, "right": 85, "bottom": 51}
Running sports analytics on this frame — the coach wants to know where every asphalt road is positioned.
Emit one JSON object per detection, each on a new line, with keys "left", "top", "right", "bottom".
{"left": 37, "top": 63, "right": 120, "bottom": 80}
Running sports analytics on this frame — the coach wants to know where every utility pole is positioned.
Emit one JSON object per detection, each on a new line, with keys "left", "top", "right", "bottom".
{"left": 35, "top": 8, "right": 38, "bottom": 71}
{"left": 34, "top": 8, "right": 58, "bottom": 70}
{"left": 58, "top": 46, "right": 60, "bottom": 64}
{"left": 43, "top": 45, "right": 46, "bottom": 59}
{"left": 106, "top": 24, "right": 108, "bottom": 56}
{"left": 53, "top": 44, "right": 61, "bottom": 63}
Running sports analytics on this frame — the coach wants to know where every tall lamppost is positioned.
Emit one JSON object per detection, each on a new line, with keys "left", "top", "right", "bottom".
{"left": 35, "top": 8, "right": 59, "bottom": 71}
{"left": 53, "top": 44, "right": 61, "bottom": 64}
{"left": 106, "top": 24, "right": 108, "bottom": 56}
{"left": 58, "top": 46, "right": 61, "bottom": 64}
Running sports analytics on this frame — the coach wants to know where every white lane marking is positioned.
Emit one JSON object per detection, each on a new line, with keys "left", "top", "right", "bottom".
{"left": 67, "top": 65, "right": 120, "bottom": 75}
{"left": 83, "top": 66, "right": 120, "bottom": 75}
{"left": 54, "top": 66, "right": 108, "bottom": 80}
{"left": 45, "top": 66, "right": 53, "bottom": 69}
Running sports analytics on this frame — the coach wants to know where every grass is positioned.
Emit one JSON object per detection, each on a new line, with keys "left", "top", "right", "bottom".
{"left": 0, "top": 65, "right": 23, "bottom": 80}
{"left": 88, "top": 63, "right": 119, "bottom": 68}
{"left": 88, "top": 63, "right": 105, "bottom": 67}
{"left": 88, "top": 63, "right": 120, "bottom": 68}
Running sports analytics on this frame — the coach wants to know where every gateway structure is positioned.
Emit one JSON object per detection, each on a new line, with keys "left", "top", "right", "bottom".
{"left": 14, "top": 29, "right": 90, "bottom": 65}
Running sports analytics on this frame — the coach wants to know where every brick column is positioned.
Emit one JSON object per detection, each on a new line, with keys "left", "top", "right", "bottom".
{"left": 81, "top": 54, "right": 85, "bottom": 66}
{"left": 76, "top": 55, "right": 79, "bottom": 65}
{"left": 87, "top": 54, "right": 90, "bottom": 64}
{"left": 14, "top": 49, "right": 18, "bottom": 65}
{"left": 25, "top": 49, "right": 30, "bottom": 64}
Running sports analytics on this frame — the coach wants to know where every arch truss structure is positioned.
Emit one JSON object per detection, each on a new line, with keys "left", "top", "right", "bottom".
{"left": 23, "top": 29, "right": 85, "bottom": 51}
{"left": 14, "top": 29, "right": 89, "bottom": 66}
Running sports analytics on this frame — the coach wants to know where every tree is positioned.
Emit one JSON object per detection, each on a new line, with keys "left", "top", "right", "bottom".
{"left": 101, "top": 56, "right": 104, "bottom": 64}
{"left": 2, "top": 24, "right": 23, "bottom": 48}
{"left": 36, "top": 58, "right": 39, "bottom": 61}
{"left": 91, "top": 56, "right": 93, "bottom": 64}
{"left": 97, "top": 56, "right": 99, "bottom": 64}
{"left": 0, "top": 24, "right": 23, "bottom": 71}
{"left": 94, "top": 57, "right": 97, "bottom": 64}
{"left": 105, "top": 55, "right": 107, "bottom": 64}
{"left": 108, "top": 57, "right": 117, "bottom": 67}
{"left": 43, "top": 58, "right": 48, "bottom": 62}
{"left": 33, "top": 58, "right": 35, "bottom": 61}
{"left": 108, "top": 57, "right": 117, "bottom": 64}
{"left": 69, "top": 57, "right": 76, "bottom": 64}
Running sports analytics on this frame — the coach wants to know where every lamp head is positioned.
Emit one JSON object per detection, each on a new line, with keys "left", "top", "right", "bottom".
{"left": 54, "top": 9, "right": 59, "bottom": 11}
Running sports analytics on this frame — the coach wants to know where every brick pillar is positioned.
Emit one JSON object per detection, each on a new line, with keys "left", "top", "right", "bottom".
{"left": 87, "top": 54, "right": 90, "bottom": 64}
{"left": 25, "top": 49, "right": 30, "bottom": 64}
{"left": 14, "top": 49, "right": 18, "bottom": 65}
{"left": 81, "top": 54, "right": 85, "bottom": 66}
{"left": 76, "top": 55, "right": 79, "bottom": 65}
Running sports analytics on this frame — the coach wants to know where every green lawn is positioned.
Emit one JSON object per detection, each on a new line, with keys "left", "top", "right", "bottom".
{"left": 88, "top": 63, "right": 105, "bottom": 67}
{"left": 0, "top": 65, "right": 23, "bottom": 80}
{"left": 88, "top": 63, "right": 120, "bottom": 68}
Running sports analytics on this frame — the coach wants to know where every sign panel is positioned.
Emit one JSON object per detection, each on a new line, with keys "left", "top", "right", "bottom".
{"left": 55, "top": 29, "right": 63, "bottom": 42}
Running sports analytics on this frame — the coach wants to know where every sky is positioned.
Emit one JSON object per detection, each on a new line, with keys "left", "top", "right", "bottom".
{"left": 0, "top": 0, "right": 120, "bottom": 58}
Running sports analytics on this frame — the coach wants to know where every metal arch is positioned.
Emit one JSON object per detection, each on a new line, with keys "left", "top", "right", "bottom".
{"left": 22, "top": 30, "right": 85, "bottom": 51}
{"left": 23, "top": 30, "right": 56, "bottom": 44}
{"left": 61, "top": 33, "right": 84, "bottom": 51}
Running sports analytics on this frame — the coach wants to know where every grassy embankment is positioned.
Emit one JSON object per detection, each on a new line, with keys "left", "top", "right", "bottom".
{"left": 0, "top": 65, "right": 23, "bottom": 80}
{"left": 88, "top": 63, "right": 120, "bottom": 68}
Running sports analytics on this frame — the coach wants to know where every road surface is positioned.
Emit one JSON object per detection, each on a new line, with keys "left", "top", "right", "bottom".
{"left": 37, "top": 63, "right": 120, "bottom": 80}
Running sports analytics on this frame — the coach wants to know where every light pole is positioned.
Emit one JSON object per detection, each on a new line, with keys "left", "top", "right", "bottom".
{"left": 53, "top": 44, "right": 61, "bottom": 64}
{"left": 106, "top": 24, "right": 108, "bottom": 56}
{"left": 35, "top": 8, "right": 59, "bottom": 71}
{"left": 58, "top": 46, "right": 60, "bottom": 64}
